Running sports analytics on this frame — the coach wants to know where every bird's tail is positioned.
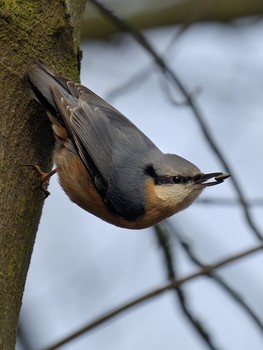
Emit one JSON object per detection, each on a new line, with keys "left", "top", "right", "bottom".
{"left": 26, "top": 63, "right": 75, "bottom": 118}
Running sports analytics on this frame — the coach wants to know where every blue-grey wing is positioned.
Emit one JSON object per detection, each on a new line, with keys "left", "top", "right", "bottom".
{"left": 52, "top": 83, "right": 159, "bottom": 221}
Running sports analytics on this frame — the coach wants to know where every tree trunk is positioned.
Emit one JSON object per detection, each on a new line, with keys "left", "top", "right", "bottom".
{"left": 0, "top": 1, "right": 86, "bottom": 348}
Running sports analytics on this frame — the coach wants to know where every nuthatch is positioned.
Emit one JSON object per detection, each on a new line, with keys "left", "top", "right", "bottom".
{"left": 26, "top": 63, "right": 230, "bottom": 229}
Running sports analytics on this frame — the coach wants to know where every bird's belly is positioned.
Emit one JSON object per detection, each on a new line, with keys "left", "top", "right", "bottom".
{"left": 54, "top": 148, "right": 185, "bottom": 230}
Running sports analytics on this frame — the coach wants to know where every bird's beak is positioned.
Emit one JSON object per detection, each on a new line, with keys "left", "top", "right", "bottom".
{"left": 194, "top": 172, "right": 230, "bottom": 187}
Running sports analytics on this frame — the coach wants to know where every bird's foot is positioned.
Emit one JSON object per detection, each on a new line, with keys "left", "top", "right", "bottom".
{"left": 20, "top": 164, "right": 57, "bottom": 198}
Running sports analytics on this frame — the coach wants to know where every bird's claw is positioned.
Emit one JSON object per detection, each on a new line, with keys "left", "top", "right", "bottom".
{"left": 20, "top": 164, "right": 57, "bottom": 198}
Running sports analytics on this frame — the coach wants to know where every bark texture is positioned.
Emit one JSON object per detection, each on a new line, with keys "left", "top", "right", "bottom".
{"left": 0, "top": 1, "right": 86, "bottom": 348}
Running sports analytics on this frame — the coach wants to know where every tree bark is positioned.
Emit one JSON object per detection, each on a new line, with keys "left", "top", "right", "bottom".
{"left": 0, "top": 1, "right": 86, "bottom": 348}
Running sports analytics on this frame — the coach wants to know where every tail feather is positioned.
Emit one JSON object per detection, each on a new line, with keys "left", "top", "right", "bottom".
{"left": 27, "top": 63, "right": 76, "bottom": 118}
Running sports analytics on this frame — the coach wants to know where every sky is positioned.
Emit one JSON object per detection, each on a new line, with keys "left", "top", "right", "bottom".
{"left": 18, "top": 19, "right": 263, "bottom": 350}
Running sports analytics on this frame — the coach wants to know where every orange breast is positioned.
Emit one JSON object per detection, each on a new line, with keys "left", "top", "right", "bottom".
{"left": 54, "top": 147, "right": 176, "bottom": 229}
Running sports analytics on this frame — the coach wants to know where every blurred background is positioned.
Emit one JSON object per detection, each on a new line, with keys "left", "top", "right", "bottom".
{"left": 17, "top": 1, "right": 263, "bottom": 349}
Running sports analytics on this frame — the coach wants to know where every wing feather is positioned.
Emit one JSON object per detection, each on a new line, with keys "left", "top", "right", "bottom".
{"left": 51, "top": 81, "right": 159, "bottom": 221}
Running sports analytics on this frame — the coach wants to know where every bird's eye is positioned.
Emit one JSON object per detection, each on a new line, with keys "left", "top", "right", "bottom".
{"left": 173, "top": 176, "right": 182, "bottom": 184}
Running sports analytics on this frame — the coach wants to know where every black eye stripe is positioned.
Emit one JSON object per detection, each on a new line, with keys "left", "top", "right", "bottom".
{"left": 145, "top": 165, "right": 193, "bottom": 185}
{"left": 144, "top": 165, "right": 157, "bottom": 178}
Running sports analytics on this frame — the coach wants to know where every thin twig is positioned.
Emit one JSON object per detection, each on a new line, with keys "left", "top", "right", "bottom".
{"left": 106, "top": 25, "right": 193, "bottom": 104}
{"left": 87, "top": 0, "right": 263, "bottom": 242}
{"left": 155, "top": 224, "right": 219, "bottom": 350}
{"left": 43, "top": 243, "right": 263, "bottom": 350}
{"left": 105, "top": 66, "right": 153, "bottom": 102}
{"left": 197, "top": 198, "right": 263, "bottom": 206}
{"left": 165, "top": 220, "right": 263, "bottom": 335}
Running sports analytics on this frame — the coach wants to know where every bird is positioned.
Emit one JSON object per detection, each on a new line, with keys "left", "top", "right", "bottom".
{"left": 25, "top": 63, "right": 230, "bottom": 229}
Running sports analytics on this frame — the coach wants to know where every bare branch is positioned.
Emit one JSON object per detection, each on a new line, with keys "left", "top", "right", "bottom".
{"left": 43, "top": 243, "right": 263, "bottom": 350}
{"left": 82, "top": 1, "right": 263, "bottom": 40}
{"left": 154, "top": 224, "right": 219, "bottom": 350}
{"left": 105, "top": 66, "right": 153, "bottom": 102}
{"left": 165, "top": 220, "right": 263, "bottom": 335}
{"left": 197, "top": 198, "right": 263, "bottom": 206}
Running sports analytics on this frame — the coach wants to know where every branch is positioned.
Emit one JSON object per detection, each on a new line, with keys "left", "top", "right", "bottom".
{"left": 82, "top": 0, "right": 263, "bottom": 39}
{"left": 43, "top": 243, "right": 263, "bottom": 350}
{"left": 105, "top": 65, "right": 153, "bottom": 102}
{"left": 154, "top": 224, "right": 219, "bottom": 350}
{"left": 87, "top": 0, "right": 263, "bottom": 242}
{"left": 105, "top": 27, "right": 191, "bottom": 104}
{"left": 197, "top": 198, "right": 263, "bottom": 206}
{"left": 165, "top": 220, "right": 263, "bottom": 335}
